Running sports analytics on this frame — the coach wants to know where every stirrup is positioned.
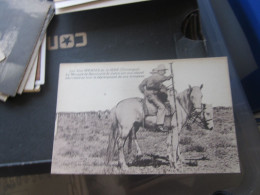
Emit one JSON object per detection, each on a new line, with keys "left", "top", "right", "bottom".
{"left": 156, "top": 125, "right": 169, "bottom": 132}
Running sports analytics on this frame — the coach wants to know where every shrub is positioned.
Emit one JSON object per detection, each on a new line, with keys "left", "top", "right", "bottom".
{"left": 179, "top": 137, "right": 192, "bottom": 145}
{"left": 185, "top": 144, "right": 206, "bottom": 153}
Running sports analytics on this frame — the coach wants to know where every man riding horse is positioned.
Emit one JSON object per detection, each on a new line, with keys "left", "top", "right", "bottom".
{"left": 139, "top": 64, "right": 173, "bottom": 132}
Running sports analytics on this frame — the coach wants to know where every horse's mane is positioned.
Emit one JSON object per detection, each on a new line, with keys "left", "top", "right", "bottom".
{"left": 177, "top": 88, "right": 190, "bottom": 101}
{"left": 177, "top": 88, "right": 189, "bottom": 99}
{"left": 176, "top": 88, "right": 192, "bottom": 112}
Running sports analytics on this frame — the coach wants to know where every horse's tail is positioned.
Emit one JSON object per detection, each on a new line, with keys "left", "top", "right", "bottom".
{"left": 105, "top": 107, "right": 118, "bottom": 165}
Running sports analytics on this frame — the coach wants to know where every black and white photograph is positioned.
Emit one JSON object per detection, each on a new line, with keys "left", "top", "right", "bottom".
{"left": 51, "top": 57, "right": 240, "bottom": 174}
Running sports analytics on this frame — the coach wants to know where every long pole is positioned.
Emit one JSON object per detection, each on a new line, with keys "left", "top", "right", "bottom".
{"left": 170, "top": 63, "right": 179, "bottom": 130}
{"left": 169, "top": 63, "right": 180, "bottom": 168}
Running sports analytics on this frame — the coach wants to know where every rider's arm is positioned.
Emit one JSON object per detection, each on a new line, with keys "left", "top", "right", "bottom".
{"left": 158, "top": 75, "right": 173, "bottom": 83}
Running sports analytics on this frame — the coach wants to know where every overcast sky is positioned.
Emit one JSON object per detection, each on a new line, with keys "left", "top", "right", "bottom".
{"left": 56, "top": 57, "right": 232, "bottom": 112}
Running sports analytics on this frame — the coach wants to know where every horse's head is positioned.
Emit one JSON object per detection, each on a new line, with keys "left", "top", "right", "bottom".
{"left": 201, "top": 104, "right": 214, "bottom": 130}
{"left": 188, "top": 84, "right": 203, "bottom": 113}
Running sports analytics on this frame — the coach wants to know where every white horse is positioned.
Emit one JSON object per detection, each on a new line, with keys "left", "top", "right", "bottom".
{"left": 106, "top": 85, "right": 204, "bottom": 169}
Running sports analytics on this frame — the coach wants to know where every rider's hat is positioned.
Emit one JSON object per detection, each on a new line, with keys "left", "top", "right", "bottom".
{"left": 155, "top": 64, "right": 168, "bottom": 71}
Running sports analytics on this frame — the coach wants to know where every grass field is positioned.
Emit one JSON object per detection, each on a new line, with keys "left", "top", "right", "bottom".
{"left": 51, "top": 107, "right": 240, "bottom": 174}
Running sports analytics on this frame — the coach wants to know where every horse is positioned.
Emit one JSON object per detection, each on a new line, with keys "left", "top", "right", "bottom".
{"left": 106, "top": 85, "right": 204, "bottom": 169}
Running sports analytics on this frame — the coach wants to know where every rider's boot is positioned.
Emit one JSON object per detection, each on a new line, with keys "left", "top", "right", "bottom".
{"left": 156, "top": 125, "right": 169, "bottom": 132}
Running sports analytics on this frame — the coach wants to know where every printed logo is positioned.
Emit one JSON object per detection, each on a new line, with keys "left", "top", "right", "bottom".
{"left": 48, "top": 32, "right": 87, "bottom": 50}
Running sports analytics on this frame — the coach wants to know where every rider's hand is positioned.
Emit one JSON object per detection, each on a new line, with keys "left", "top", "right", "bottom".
{"left": 168, "top": 74, "right": 173, "bottom": 80}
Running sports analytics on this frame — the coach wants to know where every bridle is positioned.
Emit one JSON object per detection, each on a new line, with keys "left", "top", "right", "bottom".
{"left": 193, "top": 106, "right": 213, "bottom": 129}
{"left": 167, "top": 85, "right": 212, "bottom": 130}
{"left": 174, "top": 88, "right": 203, "bottom": 130}
{"left": 185, "top": 88, "right": 214, "bottom": 130}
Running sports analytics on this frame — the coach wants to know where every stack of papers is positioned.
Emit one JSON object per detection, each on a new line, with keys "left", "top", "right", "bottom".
{"left": 0, "top": 0, "right": 54, "bottom": 102}
{"left": 54, "top": 0, "right": 150, "bottom": 14}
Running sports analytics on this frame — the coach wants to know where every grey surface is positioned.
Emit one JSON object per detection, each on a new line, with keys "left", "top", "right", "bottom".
{"left": 197, "top": 0, "right": 260, "bottom": 194}
{"left": 1, "top": 0, "right": 260, "bottom": 194}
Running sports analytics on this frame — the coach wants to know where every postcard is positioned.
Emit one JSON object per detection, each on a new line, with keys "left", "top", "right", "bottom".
{"left": 51, "top": 57, "right": 240, "bottom": 174}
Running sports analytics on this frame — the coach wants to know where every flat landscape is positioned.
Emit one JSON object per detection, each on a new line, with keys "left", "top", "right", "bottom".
{"left": 52, "top": 107, "right": 240, "bottom": 174}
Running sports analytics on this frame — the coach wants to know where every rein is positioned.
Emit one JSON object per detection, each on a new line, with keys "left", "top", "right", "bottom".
{"left": 163, "top": 85, "right": 209, "bottom": 130}
{"left": 167, "top": 87, "right": 202, "bottom": 131}
{"left": 192, "top": 108, "right": 213, "bottom": 129}
{"left": 182, "top": 108, "right": 203, "bottom": 130}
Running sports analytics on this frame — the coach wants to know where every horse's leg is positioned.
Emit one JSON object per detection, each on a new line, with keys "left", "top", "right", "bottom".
{"left": 168, "top": 112, "right": 180, "bottom": 168}
{"left": 166, "top": 127, "right": 179, "bottom": 168}
{"left": 172, "top": 126, "right": 179, "bottom": 165}
{"left": 117, "top": 138, "right": 128, "bottom": 169}
{"left": 134, "top": 139, "right": 142, "bottom": 157}
{"left": 128, "top": 129, "right": 133, "bottom": 154}
{"left": 117, "top": 125, "right": 131, "bottom": 169}
{"left": 128, "top": 123, "right": 142, "bottom": 156}
{"left": 166, "top": 131, "right": 175, "bottom": 168}
{"left": 176, "top": 114, "right": 185, "bottom": 163}
{"left": 106, "top": 128, "right": 117, "bottom": 165}
{"left": 133, "top": 125, "right": 142, "bottom": 157}
{"left": 176, "top": 133, "right": 183, "bottom": 163}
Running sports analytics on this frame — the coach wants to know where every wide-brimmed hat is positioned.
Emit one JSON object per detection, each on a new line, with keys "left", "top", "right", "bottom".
{"left": 155, "top": 64, "right": 168, "bottom": 71}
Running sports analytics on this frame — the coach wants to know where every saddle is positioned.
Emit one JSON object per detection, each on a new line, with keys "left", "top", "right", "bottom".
{"left": 142, "top": 97, "right": 173, "bottom": 117}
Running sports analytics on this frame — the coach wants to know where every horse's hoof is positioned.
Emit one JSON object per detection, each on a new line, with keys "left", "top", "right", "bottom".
{"left": 169, "top": 162, "right": 176, "bottom": 169}
{"left": 118, "top": 163, "right": 129, "bottom": 170}
{"left": 122, "top": 165, "right": 129, "bottom": 171}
